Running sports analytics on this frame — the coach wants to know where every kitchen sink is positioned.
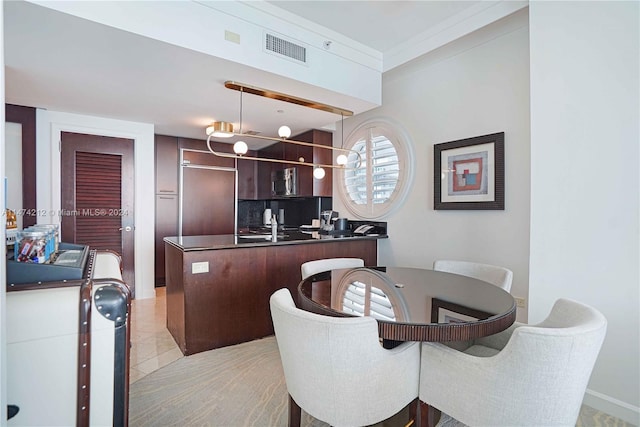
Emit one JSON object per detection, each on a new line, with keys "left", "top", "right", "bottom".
{"left": 237, "top": 234, "right": 272, "bottom": 240}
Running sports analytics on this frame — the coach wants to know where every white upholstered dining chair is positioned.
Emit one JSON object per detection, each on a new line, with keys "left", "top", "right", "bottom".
{"left": 419, "top": 298, "right": 607, "bottom": 427}
{"left": 433, "top": 259, "right": 513, "bottom": 292}
{"left": 270, "top": 288, "right": 420, "bottom": 427}
{"left": 300, "top": 257, "right": 364, "bottom": 280}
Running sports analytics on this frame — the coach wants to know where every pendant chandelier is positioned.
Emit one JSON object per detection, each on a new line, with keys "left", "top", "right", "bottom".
{"left": 205, "top": 81, "right": 362, "bottom": 178}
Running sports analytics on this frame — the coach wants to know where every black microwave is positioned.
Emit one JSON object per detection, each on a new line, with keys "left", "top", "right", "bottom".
{"left": 271, "top": 167, "right": 297, "bottom": 197}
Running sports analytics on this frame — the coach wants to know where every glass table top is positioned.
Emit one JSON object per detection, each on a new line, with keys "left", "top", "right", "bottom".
{"left": 298, "top": 266, "right": 516, "bottom": 342}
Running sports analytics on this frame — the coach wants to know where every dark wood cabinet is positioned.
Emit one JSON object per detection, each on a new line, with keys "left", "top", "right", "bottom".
{"left": 154, "top": 130, "right": 333, "bottom": 284}
{"left": 155, "top": 135, "right": 179, "bottom": 286}
{"left": 155, "top": 194, "right": 178, "bottom": 285}
{"left": 179, "top": 138, "right": 237, "bottom": 238}
{"left": 177, "top": 136, "right": 208, "bottom": 152}
{"left": 284, "top": 140, "right": 313, "bottom": 165}
{"left": 237, "top": 156, "right": 257, "bottom": 200}
{"left": 178, "top": 137, "right": 235, "bottom": 168}
{"left": 165, "top": 238, "right": 378, "bottom": 355}
{"left": 249, "top": 129, "right": 333, "bottom": 199}
{"left": 155, "top": 135, "right": 240, "bottom": 285}
{"left": 256, "top": 143, "right": 280, "bottom": 199}
{"left": 294, "top": 129, "right": 332, "bottom": 197}
{"left": 181, "top": 167, "right": 236, "bottom": 236}
{"left": 155, "top": 135, "right": 179, "bottom": 194}
{"left": 6, "top": 104, "right": 37, "bottom": 228}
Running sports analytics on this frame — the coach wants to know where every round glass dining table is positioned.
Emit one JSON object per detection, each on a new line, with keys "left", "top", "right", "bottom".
{"left": 298, "top": 266, "right": 516, "bottom": 344}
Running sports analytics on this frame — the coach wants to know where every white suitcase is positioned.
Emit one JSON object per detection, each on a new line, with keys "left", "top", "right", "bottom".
{"left": 6, "top": 250, "right": 131, "bottom": 427}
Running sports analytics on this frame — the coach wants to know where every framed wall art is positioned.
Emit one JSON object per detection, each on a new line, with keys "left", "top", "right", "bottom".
{"left": 430, "top": 298, "right": 493, "bottom": 324}
{"left": 433, "top": 132, "right": 504, "bottom": 210}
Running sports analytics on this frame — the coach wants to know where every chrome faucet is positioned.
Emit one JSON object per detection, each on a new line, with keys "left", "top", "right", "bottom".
{"left": 271, "top": 215, "right": 278, "bottom": 242}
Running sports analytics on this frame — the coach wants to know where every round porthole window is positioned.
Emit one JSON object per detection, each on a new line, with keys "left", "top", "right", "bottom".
{"left": 338, "top": 119, "right": 414, "bottom": 219}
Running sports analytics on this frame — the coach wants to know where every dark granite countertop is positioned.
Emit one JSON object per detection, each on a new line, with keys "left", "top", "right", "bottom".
{"left": 164, "top": 231, "right": 387, "bottom": 252}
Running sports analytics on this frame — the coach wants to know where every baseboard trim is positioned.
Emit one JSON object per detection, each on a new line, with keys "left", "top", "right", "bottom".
{"left": 583, "top": 388, "right": 639, "bottom": 426}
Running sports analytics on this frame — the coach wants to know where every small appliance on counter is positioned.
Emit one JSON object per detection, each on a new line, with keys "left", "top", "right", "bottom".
{"left": 263, "top": 208, "right": 272, "bottom": 226}
{"left": 271, "top": 167, "right": 297, "bottom": 197}
{"left": 262, "top": 208, "right": 286, "bottom": 229}
{"left": 333, "top": 218, "right": 349, "bottom": 232}
{"left": 278, "top": 208, "right": 285, "bottom": 226}
{"left": 320, "top": 210, "right": 339, "bottom": 232}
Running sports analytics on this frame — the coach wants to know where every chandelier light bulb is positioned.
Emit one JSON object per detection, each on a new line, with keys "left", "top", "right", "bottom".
{"left": 203, "top": 83, "right": 361, "bottom": 172}
{"left": 233, "top": 140, "right": 248, "bottom": 155}
{"left": 278, "top": 125, "right": 292, "bottom": 139}
{"left": 313, "top": 167, "right": 326, "bottom": 180}
{"left": 206, "top": 121, "right": 234, "bottom": 138}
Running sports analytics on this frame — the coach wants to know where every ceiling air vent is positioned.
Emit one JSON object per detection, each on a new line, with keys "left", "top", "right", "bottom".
{"left": 265, "top": 33, "right": 306, "bottom": 64}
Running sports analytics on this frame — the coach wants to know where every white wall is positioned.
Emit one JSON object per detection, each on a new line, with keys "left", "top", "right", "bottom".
{"left": 35, "top": 110, "right": 156, "bottom": 300}
{"left": 30, "top": 0, "right": 382, "bottom": 109}
{"left": 5, "top": 123, "right": 22, "bottom": 230}
{"left": 529, "top": 1, "right": 639, "bottom": 424}
{"left": 1, "top": 4, "right": 7, "bottom": 423}
{"left": 333, "top": 9, "right": 531, "bottom": 322}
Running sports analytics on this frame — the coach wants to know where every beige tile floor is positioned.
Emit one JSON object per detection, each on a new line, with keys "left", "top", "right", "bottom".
{"left": 129, "top": 287, "right": 182, "bottom": 384}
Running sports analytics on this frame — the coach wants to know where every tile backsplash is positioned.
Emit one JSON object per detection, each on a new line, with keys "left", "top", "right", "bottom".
{"left": 238, "top": 197, "right": 331, "bottom": 229}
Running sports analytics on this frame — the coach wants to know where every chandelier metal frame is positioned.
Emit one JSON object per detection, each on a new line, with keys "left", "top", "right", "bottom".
{"left": 205, "top": 81, "right": 362, "bottom": 171}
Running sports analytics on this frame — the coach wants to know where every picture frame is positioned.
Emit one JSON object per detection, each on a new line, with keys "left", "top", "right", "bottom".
{"left": 430, "top": 298, "right": 493, "bottom": 324}
{"left": 434, "top": 132, "right": 504, "bottom": 210}
{"left": 438, "top": 308, "right": 479, "bottom": 324}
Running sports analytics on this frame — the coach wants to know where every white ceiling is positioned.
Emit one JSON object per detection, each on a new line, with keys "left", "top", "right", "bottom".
{"left": 4, "top": 0, "right": 508, "bottom": 148}
{"left": 266, "top": 1, "right": 480, "bottom": 54}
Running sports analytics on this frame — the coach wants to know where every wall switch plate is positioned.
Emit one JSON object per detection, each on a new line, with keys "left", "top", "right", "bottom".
{"left": 192, "top": 261, "right": 209, "bottom": 274}
{"left": 514, "top": 297, "right": 526, "bottom": 308}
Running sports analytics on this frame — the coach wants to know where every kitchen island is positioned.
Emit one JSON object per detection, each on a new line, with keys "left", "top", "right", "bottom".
{"left": 164, "top": 231, "right": 384, "bottom": 355}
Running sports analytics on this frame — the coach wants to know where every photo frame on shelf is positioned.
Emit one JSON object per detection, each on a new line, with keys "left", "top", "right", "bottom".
{"left": 434, "top": 132, "right": 504, "bottom": 210}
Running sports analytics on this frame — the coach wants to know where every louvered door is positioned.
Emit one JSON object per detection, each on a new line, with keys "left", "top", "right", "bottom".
{"left": 61, "top": 132, "right": 135, "bottom": 295}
